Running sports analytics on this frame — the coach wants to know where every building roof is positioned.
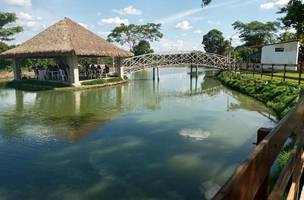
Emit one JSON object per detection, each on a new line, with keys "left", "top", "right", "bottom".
{"left": 262, "top": 40, "right": 300, "bottom": 47}
{"left": 0, "top": 18, "right": 133, "bottom": 58}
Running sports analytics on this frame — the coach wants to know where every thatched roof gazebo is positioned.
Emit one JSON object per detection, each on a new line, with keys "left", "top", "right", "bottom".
{"left": 0, "top": 17, "right": 133, "bottom": 86}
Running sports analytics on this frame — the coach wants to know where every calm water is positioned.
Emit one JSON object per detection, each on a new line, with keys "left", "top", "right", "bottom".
{"left": 0, "top": 67, "right": 275, "bottom": 200}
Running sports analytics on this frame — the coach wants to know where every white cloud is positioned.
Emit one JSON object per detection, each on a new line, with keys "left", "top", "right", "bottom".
{"left": 152, "top": 37, "right": 203, "bottom": 52}
{"left": 98, "top": 17, "right": 129, "bottom": 25}
{"left": 260, "top": 0, "right": 289, "bottom": 10}
{"left": 2, "top": 0, "right": 31, "bottom": 8}
{"left": 17, "top": 12, "right": 33, "bottom": 21}
{"left": 194, "top": 30, "right": 202, "bottom": 34}
{"left": 176, "top": 21, "right": 193, "bottom": 31}
{"left": 155, "top": 8, "right": 201, "bottom": 24}
{"left": 16, "top": 12, "right": 44, "bottom": 32}
{"left": 113, "top": 6, "right": 142, "bottom": 15}
{"left": 155, "top": 1, "right": 242, "bottom": 25}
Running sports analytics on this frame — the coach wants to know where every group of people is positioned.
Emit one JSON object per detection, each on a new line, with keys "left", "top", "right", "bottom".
{"left": 31, "top": 63, "right": 111, "bottom": 82}
{"left": 32, "top": 65, "right": 69, "bottom": 81}
{"left": 79, "top": 64, "right": 110, "bottom": 80}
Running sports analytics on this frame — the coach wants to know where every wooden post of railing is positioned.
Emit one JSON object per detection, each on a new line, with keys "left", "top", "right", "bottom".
{"left": 196, "top": 65, "right": 199, "bottom": 77}
{"left": 299, "top": 64, "right": 302, "bottom": 85}
{"left": 271, "top": 64, "right": 274, "bottom": 80}
{"left": 284, "top": 64, "right": 287, "bottom": 82}
{"left": 254, "top": 127, "right": 272, "bottom": 200}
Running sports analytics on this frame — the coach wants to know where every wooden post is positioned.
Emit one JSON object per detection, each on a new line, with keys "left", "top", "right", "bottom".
{"left": 157, "top": 67, "right": 160, "bottom": 81}
{"left": 254, "top": 127, "right": 272, "bottom": 200}
{"left": 284, "top": 64, "right": 287, "bottom": 82}
{"left": 261, "top": 64, "right": 263, "bottom": 78}
{"left": 298, "top": 64, "right": 302, "bottom": 85}
{"left": 196, "top": 65, "right": 198, "bottom": 77}
{"left": 190, "top": 65, "right": 193, "bottom": 78}
{"left": 271, "top": 64, "right": 274, "bottom": 80}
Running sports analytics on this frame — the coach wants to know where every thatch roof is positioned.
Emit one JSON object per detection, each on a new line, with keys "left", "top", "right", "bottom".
{"left": 0, "top": 17, "right": 133, "bottom": 58}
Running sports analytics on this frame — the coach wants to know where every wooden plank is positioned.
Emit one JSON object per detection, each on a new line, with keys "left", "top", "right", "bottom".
{"left": 212, "top": 95, "right": 304, "bottom": 200}
{"left": 287, "top": 147, "right": 304, "bottom": 200}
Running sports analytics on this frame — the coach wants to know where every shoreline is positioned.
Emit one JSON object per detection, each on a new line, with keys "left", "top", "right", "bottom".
{"left": 1, "top": 78, "right": 129, "bottom": 92}
{"left": 214, "top": 71, "right": 300, "bottom": 119}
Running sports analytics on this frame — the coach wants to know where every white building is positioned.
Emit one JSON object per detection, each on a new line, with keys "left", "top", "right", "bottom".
{"left": 261, "top": 40, "right": 300, "bottom": 71}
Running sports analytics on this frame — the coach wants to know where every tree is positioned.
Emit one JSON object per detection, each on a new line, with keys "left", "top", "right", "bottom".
{"left": 279, "top": 0, "right": 304, "bottom": 62}
{"left": 107, "top": 23, "right": 163, "bottom": 52}
{"left": 202, "top": 29, "right": 230, "bottom": 55}
{"left": 133, "top": 40, "right": 154, "bottom": 56}
{"left": 202, "top": 0, "right": 212, "bottom": 7}
{"left": 232, "top": 21, "right": 280, "bottom": 46}
{"left": 0, "top": 12, "right": 23, "bottom": 70}
{"left": 279, "top": 0, "right": 304, "bottom": 39}
{"left": 0, "top": 12, "right": 23, "bottom": 42}
{"left": 233, "top": 46, "right": 257, "bottom": 62}
{"left": 278, "top": 32, "right": 297, "bottom": 42}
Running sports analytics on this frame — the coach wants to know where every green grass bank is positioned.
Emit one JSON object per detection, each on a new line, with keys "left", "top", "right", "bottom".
{"left": 215, "top": 71, "right": 301, "bottom": 119}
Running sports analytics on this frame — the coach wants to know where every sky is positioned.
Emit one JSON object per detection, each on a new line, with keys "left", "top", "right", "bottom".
{"left": 0, "top": 0, "right": 291, "bottom": 52}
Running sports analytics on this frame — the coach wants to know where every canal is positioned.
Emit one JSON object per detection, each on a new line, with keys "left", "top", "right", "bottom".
{"left": 0, "top": 67, "right": 275, "bottom": 200}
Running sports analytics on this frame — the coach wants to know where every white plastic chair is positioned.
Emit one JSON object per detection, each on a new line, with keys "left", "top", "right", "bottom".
{"left": 59, "top": 69, "right": 67, "bottom": 81}
{"left": 38, "top": 70, "right": 46, "bottom": 81}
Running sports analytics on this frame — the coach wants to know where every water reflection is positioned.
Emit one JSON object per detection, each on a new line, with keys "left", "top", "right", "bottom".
{"left": 0, "top": 67, "right": 275, "bottom": 200}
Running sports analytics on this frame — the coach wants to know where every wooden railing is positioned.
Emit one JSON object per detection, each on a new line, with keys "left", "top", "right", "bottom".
{"left": 212, "top": 92, "right": 304, "bottom": 200}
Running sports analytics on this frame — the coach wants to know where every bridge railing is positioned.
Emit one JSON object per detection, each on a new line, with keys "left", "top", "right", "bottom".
{"left": 212, "top": 92, "right": 304, "bottom": 200}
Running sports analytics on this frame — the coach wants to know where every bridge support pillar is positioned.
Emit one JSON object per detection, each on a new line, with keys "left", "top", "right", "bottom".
{"left": 196, "top": 65, "right": 198, "bottom": 77}
{"left": 153, "top": 67, "right": 155, "bottom": 81}
{"left": 157, "top": 67, "right": 160, "bottom": 81}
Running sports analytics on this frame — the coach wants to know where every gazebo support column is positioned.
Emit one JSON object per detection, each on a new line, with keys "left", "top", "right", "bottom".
{"left": 114, "top": 57, "right": 124, "bottom": 79}
{"left": 12, "top": 58, "right": 22, "bottom": 80}
{"left": 66, "top": 54, "right": 80, "bottom": 86}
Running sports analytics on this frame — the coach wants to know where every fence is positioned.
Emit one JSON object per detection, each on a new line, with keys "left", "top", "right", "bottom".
{"left": 234, "top": 62, "right": 304, "bottom": 85}
{"left": 212, "top": 91, "right": 304, "bottom": 199}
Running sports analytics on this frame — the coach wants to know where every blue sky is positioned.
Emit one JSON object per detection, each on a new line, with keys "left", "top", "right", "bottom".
{"left": 0, "top": 0, "right": 289, "bottom": 51}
